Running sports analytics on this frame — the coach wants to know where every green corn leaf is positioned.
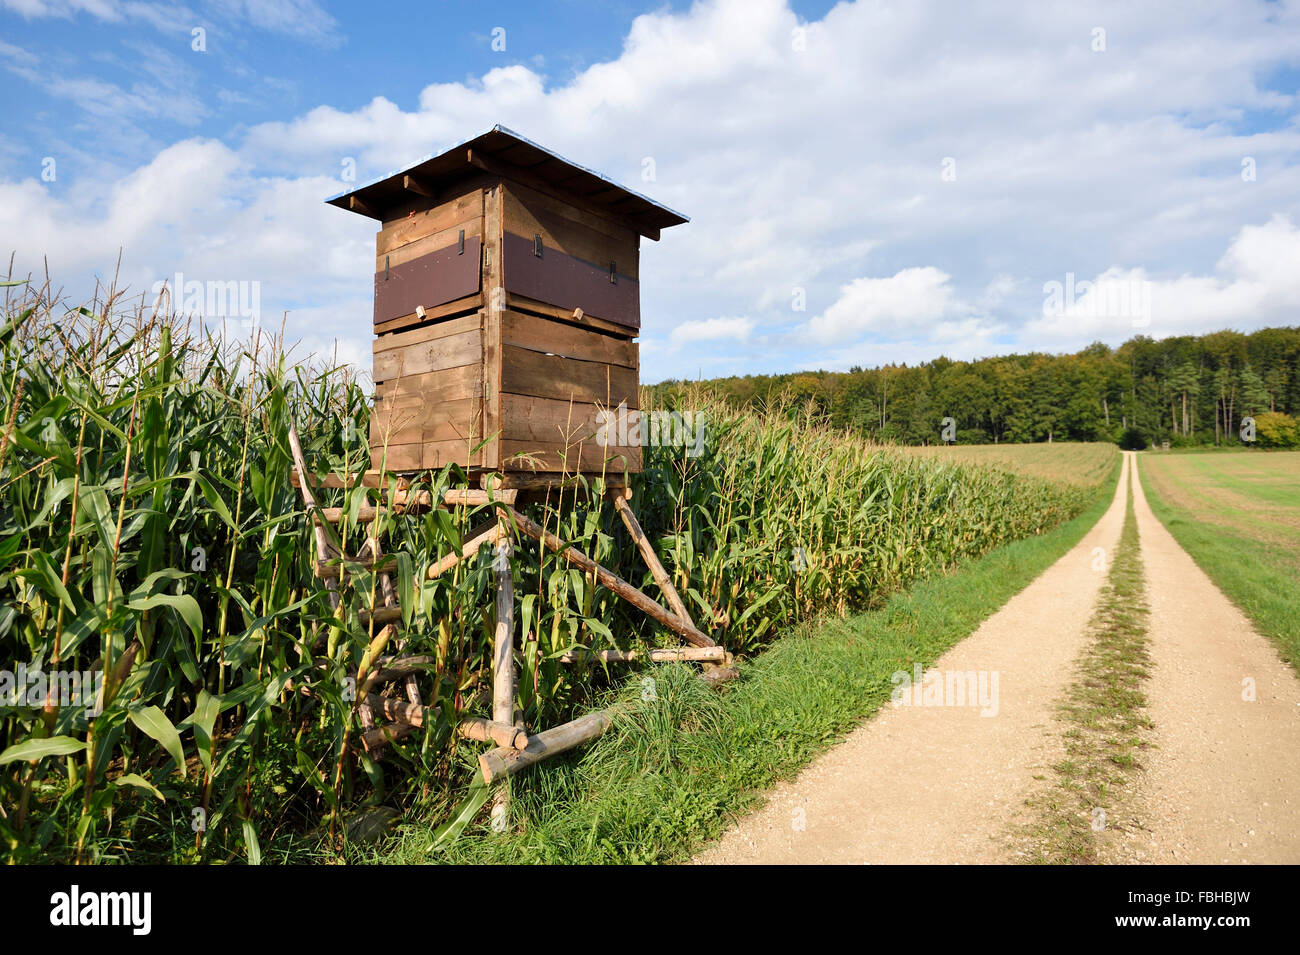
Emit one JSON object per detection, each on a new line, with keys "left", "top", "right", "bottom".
{"left": 128, "top": 705, "right": 187, "bottom": 777}
{"left": 127, "top": 593, "right": 203, "bottom": 643}
{"left": 425, "top": 778, "right": 491, "bottom": 854}
{"left": 0, "top": 735, "right": 86, "bottom": 765}
{"left": 114, "top": 773, "right": 165, "bottom": 802}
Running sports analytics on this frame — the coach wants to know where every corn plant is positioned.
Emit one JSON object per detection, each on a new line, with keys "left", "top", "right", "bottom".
{"left": 0, "top": 279, "right": 1101, "bottom": 863}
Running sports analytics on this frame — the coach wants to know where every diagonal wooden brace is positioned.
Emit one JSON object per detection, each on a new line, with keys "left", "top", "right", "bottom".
{"left": 496, "top": 505, "right": 714, "bottom": 648}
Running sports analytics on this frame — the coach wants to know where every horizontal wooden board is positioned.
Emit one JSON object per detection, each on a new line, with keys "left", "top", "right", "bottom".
{"left": 501, "top": 180, "right": 638, "bottom": 244}
{"left": 377, "top": 188, "right": 485, "bottom": 257}
{"left": 374, "top": 237, "right": 481, "bottom": 325}
{"left": 503, "top": 185, "right": 639, "bottom": 281}
{"left": 502, "top": 232, "right": 639, "bottom": 330}
{"left": 499, "top": 394, "right": 610, "bottom": 444}
{"left": 499, "top": 344, "right": 638, "bottom": 407}
{"left": 377, "top": 215, "right": 483, "bottom": 272}
{"left": 374, "top": 363, "right": 482, "bottom": 404}
{"left": 372, "top": 327, "right": 481, "bottom": 383}
{"left": 373, "top": 294, "right": 482, "bottom": 336}
{"left": 500, "top": 309, "right": 637, "bottom": 369}
{"left": 505, "top": 294, "right": 636, "bottom": 339}
{"left": 373, "top": 311, "right": 482, "bottom": 353}
{"left": 370, "top": 439, "right": 485, "bottom": 473}
{"left": 499, "top": 439, "right": 641, "bottom": 474}
{"left": 369, "top": 395, "right": 483, "bottom": 447}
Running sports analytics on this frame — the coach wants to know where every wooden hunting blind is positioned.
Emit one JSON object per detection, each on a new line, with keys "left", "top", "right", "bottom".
{"left": 300, "top": 128, "right": 729, "bottom": 798}
{"left": 327, "top": 125, "right": 688, "bottom": 479}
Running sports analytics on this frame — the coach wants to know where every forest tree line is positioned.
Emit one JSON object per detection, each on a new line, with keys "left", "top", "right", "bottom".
{"left": 647, "top": 326, "right": 1300, "bottom": 448}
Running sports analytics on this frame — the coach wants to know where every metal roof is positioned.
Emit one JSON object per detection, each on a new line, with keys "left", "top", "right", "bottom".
{"left": 325, "top": 125, "right": 688, "bottom": 238}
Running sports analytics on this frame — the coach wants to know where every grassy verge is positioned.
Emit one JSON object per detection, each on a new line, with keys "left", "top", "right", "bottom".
{"left": 1021, "top": 477, "right": 1152, "bottom": 864}
{"left": 1139, "top": 452, "right": 1300, "bottom": 669}
{"left": 370, "top": 458, "right": 1123, "bottom": 864}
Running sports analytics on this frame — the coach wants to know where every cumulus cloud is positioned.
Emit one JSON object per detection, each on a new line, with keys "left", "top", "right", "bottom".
{"left": 806, "top": 268, "right": 958, "bottom": 343}
{"left": 669, "top": 316, "right": 755, "bottom": 349}
{"left": 3, "top": 0, "right": 1300, "bottom": 378}
{"left": 1025, "top": 215, "right": 1300, "bottom": 347}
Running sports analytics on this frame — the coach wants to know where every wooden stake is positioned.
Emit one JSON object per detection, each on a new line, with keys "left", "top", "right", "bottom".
{"left": 492, "top": 537, "right": 515, "bottom": 728}
{"left": 558, "top": 646, "right": 725, "bottom": 664}
{"left": 426, "top": 522, "right": 508, "bottom": 579}
{"left": 610, "top": 492, "right": 695, "bottom": 627}
{"left": 479, "top": 709, "right": 616, "bottom": 784}
{"left": 498, "top": 506, "right": 715, "bottom": 648}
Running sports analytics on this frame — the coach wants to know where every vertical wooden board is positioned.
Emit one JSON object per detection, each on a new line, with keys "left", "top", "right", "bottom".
{"left": 481, "top": 182, "right": 504, "bottom": 470}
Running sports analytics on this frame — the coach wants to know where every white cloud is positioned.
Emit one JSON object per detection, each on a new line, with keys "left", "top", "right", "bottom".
{"left": 1025, "top": 215, "right": 1300, "bottom": 347}
{"left": 807, "top": 268, "right": 959, "bottom": 343}
{"left": 3, "top": 0, "right": 1300, "bottom": 382}
{"left": 669, "top": 316, "right": 755, "bottom": 349}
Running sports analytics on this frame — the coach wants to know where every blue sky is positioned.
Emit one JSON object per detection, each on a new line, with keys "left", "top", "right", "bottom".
{"left": 2, "top": 0, "right": 1299, "bottom": 383}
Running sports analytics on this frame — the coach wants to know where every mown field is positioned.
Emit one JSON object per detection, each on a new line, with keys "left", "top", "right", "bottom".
{"left": 901, "top": 442, "right": 1118, "bottom": 487}
{"left": 1, "top": 287, "right": 1108, "bottom": 864}
{"left": 1140, "top": 449, "right": 1300, "bottom": 667}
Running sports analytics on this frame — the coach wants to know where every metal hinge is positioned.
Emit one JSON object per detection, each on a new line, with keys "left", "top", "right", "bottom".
{"left": 534, "top": 233, "right": 543, "bottom": 257}
{"left": 458, "top": 229, "right": 465, "bottom": 255}
{"left": 609, "top": 260, "right": 617, "bottom": 285}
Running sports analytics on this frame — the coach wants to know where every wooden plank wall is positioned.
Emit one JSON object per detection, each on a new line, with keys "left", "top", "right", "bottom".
{"left": 370, "top": 312, "right": 485, "bottom": 472}
{"left": 495, "top": 308, "right": 641, "bottom": 473}
{"left": 373, "top": 185, "right": 485, "bottom": 334}
{"left": 501, "top": 181, "right": 641, "bottom": 332}
{"left": 367, "top": 176, "right": 647, "bottom": 476}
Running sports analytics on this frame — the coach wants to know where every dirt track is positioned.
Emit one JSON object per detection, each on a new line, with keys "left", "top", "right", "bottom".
{"left": 696, "top": 452, "right": 1300, "bottom": 865}
{"left": 1106, "top": 458, "right": 1300, "bottom": 863}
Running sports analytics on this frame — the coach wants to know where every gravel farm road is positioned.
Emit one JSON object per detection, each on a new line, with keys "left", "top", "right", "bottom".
{"left": 695, "top": 453, "right": 1300, "bottom": 865}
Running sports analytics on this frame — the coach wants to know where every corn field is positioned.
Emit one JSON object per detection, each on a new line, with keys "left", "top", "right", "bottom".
{"left": 0, "top": 282, "right": 1102, "bottom": 862}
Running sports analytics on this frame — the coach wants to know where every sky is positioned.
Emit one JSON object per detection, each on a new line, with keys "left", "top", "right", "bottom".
{"left": 1, "top": 0, "right": 1298, "bottom": 384}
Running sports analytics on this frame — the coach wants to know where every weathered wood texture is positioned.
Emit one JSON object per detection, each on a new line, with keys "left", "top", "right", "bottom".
{"left": 367, "top": 176, "right": 647, "bottom": 476}
{"left": 479, "top": 709, "right": 616, "bottom": 784}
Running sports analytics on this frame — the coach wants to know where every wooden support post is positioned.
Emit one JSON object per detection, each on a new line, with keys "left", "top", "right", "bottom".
{"left": 490, "top": 533, "right": 516, "bottom": 826}
{"left": 314, "top": 556, "right": 397, "bottom": 579}
{"left": 479, "top": 708, "right": 617, "bottom": 784}
{"left": 364, "top": 695, "right": 526, "bottom": 749}
{"left": 498, "top": 505, "right": 715, "bottom": 648}
{"left": 558, "top": 646, "right": 726, "bottom": 664}
{"left": 492, "top": 536, "right": 515, "bottom": 730}
{"left": 609, "top": 491, "right": 695, "bottom": 627}
{"left": 444, "top": 488, "right": 518, "bottom": 507}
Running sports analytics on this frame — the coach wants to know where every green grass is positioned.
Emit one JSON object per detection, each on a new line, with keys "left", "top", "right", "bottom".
{"left": 1021, "top": 474, "right": 1152, "bottom": 864}
{"left": 1140, "top": 450, "right": 1300, "bottom": 669}
{"left": 371, "top": 457, "right": 1123, "bottom": 864}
